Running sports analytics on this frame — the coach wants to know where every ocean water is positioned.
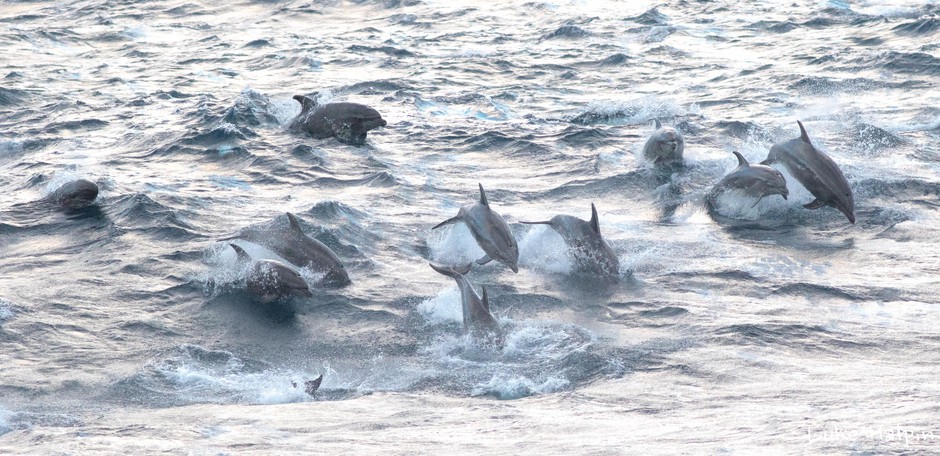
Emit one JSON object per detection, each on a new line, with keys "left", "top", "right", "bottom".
{"left": 1, "top": 0, "right": 939, "bottom": 453}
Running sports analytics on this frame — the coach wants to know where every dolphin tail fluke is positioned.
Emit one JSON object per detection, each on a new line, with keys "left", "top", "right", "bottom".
{"left": 732, "top": 151, "right": 748, "bottom": 167}
{"left": 590, "top": 203, "right": 600, "bottom": 234}
{"left": 305, "top": 374, "right": 323, "bottom": 399}
{"left": 803, "top": 199, "right": 825, "bottom": 210}
{"left": 229, "top": 243, "right": 252, "bottom": 263}
{"left": 432, "top": 216, "right": 461, "bottom": 230}
{"left": 478, "top": 183, "right": 489, "bottom": 207}
{"left": 797, "top": 120, "right": 812, "bottom": 145}
{"left": 429, "top": 262, "right": 472, "bottom": 278}
{"left": 475, "top": 254, "right": 492, "bottom": 266}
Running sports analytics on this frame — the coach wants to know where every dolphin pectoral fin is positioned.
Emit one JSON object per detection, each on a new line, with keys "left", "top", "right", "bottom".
{"left": 803, "top": 199, "right": 826, "bottom": 210}
{"left": 330, "top": 120, "right": 354, "bottom": 142}
{"left": 432, "top": 216, "right": 461, "bottom": 230}
{"left": 476, "top": 254, "right": 493, "bottom": 266}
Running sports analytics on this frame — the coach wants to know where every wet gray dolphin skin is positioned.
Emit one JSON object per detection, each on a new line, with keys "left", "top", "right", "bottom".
{"left": 429, "top": 262, "right": 503, "bottom": 345}
{"left": 433, "top": 184, "right": 520, "bottom": 273}
{"left": 762, "top": 121, "right": 855, "bottom": 223}
{"left": 230, "top": 244, "right": 313, "bottom": 304}
{"left": 642, "top": 119, "right": 685, "bottom": 166}
{"left": 49, "top": 179, "right": 98, "bottom": 209}
{"left": 229, "top": 212, "right": 350, "bottom": 287}
{"left": 707, "top": 151, "right": 789, "bottom": 206}
{"left": 521, "top": 203, "right": 620, "bottom": 278}
{"left": 290, "top": 94, "right": 387, "bottom": 146}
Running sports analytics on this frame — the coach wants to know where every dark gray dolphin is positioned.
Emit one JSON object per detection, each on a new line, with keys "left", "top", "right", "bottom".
{"left": 429, "top": 262, "right": 503, "bottom": 345}
{"left": 707, "top": 151, "right": 789, "bottom": 207}
{"left": 290, "top": 94, "right": 387, "bottom": 146}
{"left": 761, "top": 121, "right": 855, "bottom": 223}
{"left": 293, "top": 374, "right": 323, "bottom": 400}
{"left": 230, "top": 244, "right": 313, "bottom": 304}
{"left": 48, "top": 179, "right": 98, "bottom": 209}
{"left": 227, "top": 212, "right": 350, "bottom": 287}
{"left": 642, "top": 119, "right": 685, "bottom": 166}
{"left": 433, "top": 184, "right": 519, "bottom": 273}
{"left": 521, "top": 203, "right": 620, "bottom": 279}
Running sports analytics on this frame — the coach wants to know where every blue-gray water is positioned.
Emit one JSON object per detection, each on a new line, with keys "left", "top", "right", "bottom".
{"left": 1, "top": 0, "right": 939, "bottom": 453}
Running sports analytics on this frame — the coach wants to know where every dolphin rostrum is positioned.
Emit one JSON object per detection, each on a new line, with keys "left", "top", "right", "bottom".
{"left": 48, "top": 179, "right": 99, "bottom": 209}
{"left": 642, "top": 119, "right": 685, "bottom": 167}
{"left": 429, "top": 262, "right": 503, "bottom": 345}
{"left": 761, "top": 121, "right": 855, "bottom": 223}
{"left": 706, "top": 151, "right": 789, "bottom": 208}
{"left": 227, "top": 212, "right": 350, "bottom": 287}
{"left": 433, "top": 184, "right": 520, "bottom": 273}
{"left": 229, "top": 244, "right": 313, "bottom": 303}
{"left": 290, "top": 94, "right": 387, "bottom": 146}
{"left": 521, "top": 203, "right": 620, "bottom": 279}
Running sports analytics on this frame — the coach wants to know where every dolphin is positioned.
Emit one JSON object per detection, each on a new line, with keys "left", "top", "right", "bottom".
{"left": 429, "top": 262, "right": 503, "bottom": 345}
{"left": 48, "top": 179, "right": 98, "bottom": 209}
{"left": 706, "top": 151, "right": 789, "bottom": 207}
{"left": 290, "top": 94, "right": 387, "bottom": 146}
{"left": 762, "top": 121, "right": 855, "bottom": 223}
{"left": 433, "top": 184, "right": 519, "bottom": 273}
{"left": 642, "top": 119, "right": 685, "bottom": 167}
{"left": 229, "top": 244, "right": 313, "bottom": 304}
{"left": 521, "top": 203, "right": 620, "bottom": 278}
{"left": 227, "top": 212, "right": 350, "bottom": 287}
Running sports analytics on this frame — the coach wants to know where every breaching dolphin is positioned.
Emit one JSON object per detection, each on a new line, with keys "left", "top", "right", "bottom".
{"left": 521, "top": 203, "right": 620, "bottom": 279}
{"left": 227, "top": 212, "right": 350, "bottom": 287}
{"left": 429, "top": 262, "right": 503, "bottom": 345}
{"left": 706, "top": 151, "right": 789, "bottom": 207}
{"left": 642, "top": 119, "right": 685, "bottom": 167}
{"left": 761, "top": 121, "right": 855, "bottom": 223}
{"left": 290, "top": 94, "right": 387, "bottom": 146}
{"left": 229, "top": 244, "right": 313, "bottom": 303}
{"left": 48, "top": 179, "right": 98, "bottom": 209}
{"left": 433, "top": 184, "right": 519, "bottom": 273}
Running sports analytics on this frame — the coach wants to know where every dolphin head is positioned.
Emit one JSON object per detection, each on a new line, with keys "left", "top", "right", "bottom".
{"left": 659, "top": 128, "right": 684, "bottom": 156}
{"left": 321, "top": 266, "right": 351, "bottom": 287}
{"left": 833, "top": 189, "right": 856, "bottom": 224}
{"left": 52, "top": 179, "right": 99, "bottom": 209}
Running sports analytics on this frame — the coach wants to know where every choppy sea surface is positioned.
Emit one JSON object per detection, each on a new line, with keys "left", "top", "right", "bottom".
{"left": 2, "top": 0, "right": 939, "bottom": 453}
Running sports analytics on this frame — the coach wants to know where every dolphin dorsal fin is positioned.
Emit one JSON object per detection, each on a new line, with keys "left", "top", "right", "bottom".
{"left": 590, "top": 203, "right": 600, "bottom": 234}
{"left": 654, "top": 119, "right": 662, "bottom": 129}
{"left": 732, "top": 151, "right": 748, "bottom": 167}
{"left": 797, "top": 120, "right": 812, "bottom": 145}
{"left": 229, "top": 243, "right": 251, "bottom": 263}
{"left": 293, "top": 94, "right": 318, "bottom": 112}
{"left": 481, "top": 285, "right": 490, "bottom": 312}
{"left": 285, "top": 212, "right": 303, "bottom": 232}
{"left": 478, "top": 183, "right": 489, "bottom": 207}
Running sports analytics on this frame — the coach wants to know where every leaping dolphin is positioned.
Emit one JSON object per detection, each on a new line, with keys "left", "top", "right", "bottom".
{"left": 429, "top": 262, "right": 503, "bottom": 346}
{"left": 227, "top": 213, "right": 350, "bottom": 287}
{"left": 762, "top": 121, "right": 855, "bottom": 223}
{"left": 433, "top": 184, "right": 519, "bottom": 273}
{"left": 706, "top": 151, "right": 789, "bottom": 208}
{"left": 290, "top": 94, "right": 387, "bottom": 146}
{"left": 229, "top": 244, "right": 313, "bottom": 303}
{"left": 48, "top": 179, "right": 98, "bottom": 209}
{"left": 521, "top": 203, "right": 620, "bottom": 279}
